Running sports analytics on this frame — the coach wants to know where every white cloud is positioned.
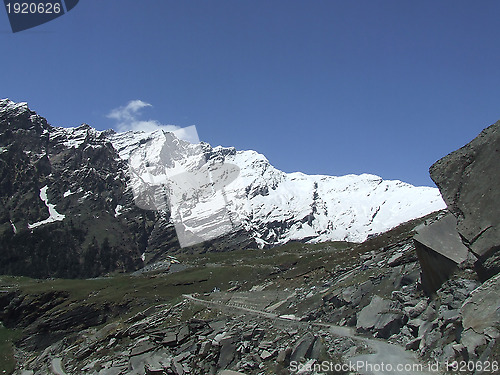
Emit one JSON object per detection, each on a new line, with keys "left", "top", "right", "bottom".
{"left": 107, "top": 100, "right": 151, "bottom": 123}
{"left": 107, "top": 100, "right": 199, "bottom": 143}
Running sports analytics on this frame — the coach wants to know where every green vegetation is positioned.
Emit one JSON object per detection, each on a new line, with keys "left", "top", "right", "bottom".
{"left": 0, "top": 324, "right": 21, "bottom": 374}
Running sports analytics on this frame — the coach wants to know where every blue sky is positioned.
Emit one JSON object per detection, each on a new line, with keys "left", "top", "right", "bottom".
{"left": 1, "top": 1, "right": 499, "bottom": 187}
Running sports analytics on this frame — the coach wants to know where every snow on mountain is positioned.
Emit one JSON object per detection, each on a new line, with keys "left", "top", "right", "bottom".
{"left": 210, "top": 146, "right": 444, "bottom": 245}
{"left": 0, "top": 98, "right": 446, "bottom": 250}
{"left": 28, "top": 185, "right": 66, "bottom": 229}
{"left": 107, "top": 127, "right": 446, "bottom": 247}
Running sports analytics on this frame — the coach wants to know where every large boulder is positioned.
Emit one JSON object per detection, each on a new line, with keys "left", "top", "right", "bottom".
{"left": 413, "top": 214, "right": 473, "bottom": 294}
{"left": 430, "top": 120, "right": 500, "bottom": 279}
{"left": 356, "top": 295, "right": 405, "bottom": 339}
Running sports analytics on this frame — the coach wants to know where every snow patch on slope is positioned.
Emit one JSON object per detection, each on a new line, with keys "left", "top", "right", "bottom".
{"left": 28, "top": 186, "right": 65, "bottom": 229}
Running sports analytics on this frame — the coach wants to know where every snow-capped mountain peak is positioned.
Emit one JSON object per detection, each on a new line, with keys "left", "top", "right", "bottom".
{"left": 102, "top": 123, "right": 445, "bottom": 247}
{"left": 0, "top": 98, "right": 446, "bottom": 266}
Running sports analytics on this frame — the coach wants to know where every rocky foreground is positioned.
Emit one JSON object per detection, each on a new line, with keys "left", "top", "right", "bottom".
{"left": 3, "top": 208, "right": 498, "bottom": 375}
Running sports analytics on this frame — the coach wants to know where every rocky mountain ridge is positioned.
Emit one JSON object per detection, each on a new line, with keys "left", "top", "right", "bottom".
{"left": 0, "top": 99, "right": 445, "bottom": 278}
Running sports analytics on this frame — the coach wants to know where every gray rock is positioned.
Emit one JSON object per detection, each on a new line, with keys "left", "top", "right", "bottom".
{"left": 420, "top": 328, "right": 442, "bottom": 352}
{"left": 417, "top": 320, "right": 436, "bottom": 338}
{"left": 374, "top": 313, "right": 405, "bottom": 339}
{"left": 218, "top": 339, "right": 237, "bottom": 369}
{"left": 357, "top": 296, "right": 405, "bottom": 338}
{"left": 400, "top": 325, "right": 414, "bottom": 338}
{"left": 259, "top": 349, "right": 276, "bottom": 360}
{"left": 477, "top": 339, "right": 498, "bottom": 368}
{"left": 338, "top": 286, "right": 357, "bottom": 305}
{"left": 177, "top": 325, "right": 190, "bottom": 343}
{"left": 310, "top": 336, "right": 325, "bottom": 360}
{"left": 430, "top": 120, "right": 500, "bottom": 278}
{"left": 414, "top": 215, "right": 471, "bottom": 265}
{"left": 388, "top": 252, "right": 406, "bottom": 267}
{"left": 357, "top": 296, "right": 391, "bottom": 331}
{"left": 199, "top": 340, "right": 212, "bottom": 356}
{"left": 439, "top": 292, "right": 454, "bottom": 306}
{"left": 162, "top": 332, "right": 177, "bottom": 346}
{"left": 176, "top": 337, "right": 196, "bottom": 354}
{"left": 439, "top": 308, "right": 460, "bottom": 325}
{"left": 419, "top": 302, "right": 437, "bottom": 321}
{"left": 107, "top": 337, "right": 117, "bottom": 348}
{"left": 414, "top": 215, "right": 472, "bottom": 294}
{"left": 461, "top": 329, "right": 487, "bottom": 358}
{"left": 257, "top": 340, "right": 273, "bottom": 349}
{"left": 209, "top": 320, "right": 226, "bottom": 335}
{"left": 484, "top": 327, "right": 500, "bottom": 339}
{"left": 405, "top": 337, "right": 421, "bottom": 351}
{"left": 98, "top": 366, "right": 125, "bottom": 375}
{"left": 406, "top": 318, "right": 424, "bottom": 337}
{"left": 172, "top": 360, "right": 184, "bottom": 375}
{"left": 131, "top": 351, "right": 173, "bottom": 373}
{"left": 74, "top": 345, "right": 94, "bottom": 360}
{"left": 236, "top": 341, "right": 250, "bottom": 354}
{"left": 461, "top": 273, "right": 500, "bottom": 335}
{"left": 218, "top": 370, "right": 247, "bottom": 375}
{"left": 241, "top": 328, "right": 255, "bottom": 340}
{"left": 173, "top": 351, "right": 191, "bottom": 363}
{"left": 130, "top": 339, "right": 156, "bottom": 357}
{"left": 145, "top": 364, "right": 166, "bottom": 375}
{"left": 440, "top": 343, "right": 457, "bottom": 363}
{"left": 290, "top": 333, "right": 316, "bottom": 362}
{"left": 276, "top": 347, "right": 292, "bottom": 364}
{"left": 404, "top": 300, "right": 428, "bottom": 318}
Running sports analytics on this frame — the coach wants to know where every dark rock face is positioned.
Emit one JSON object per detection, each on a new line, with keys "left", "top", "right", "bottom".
{"left": 430, "top": 120, "right": 500, "bottom": 279}
{"left": 405, "top": 120, "right": 500, "bottom": 365}
{"left": 0, "top": 100, "right": 165, "bottom": 278}
{"left": 0, "top": 100, "right": 259, "bottom": 278}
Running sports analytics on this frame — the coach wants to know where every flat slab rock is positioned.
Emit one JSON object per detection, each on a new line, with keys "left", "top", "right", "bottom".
{"left": 414, "top": 214, "right": 471, "bottom": 264}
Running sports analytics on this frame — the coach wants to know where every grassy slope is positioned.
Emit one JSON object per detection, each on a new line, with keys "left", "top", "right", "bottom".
{"left": 0, "top": 324, "right": 22, "bottom": 374}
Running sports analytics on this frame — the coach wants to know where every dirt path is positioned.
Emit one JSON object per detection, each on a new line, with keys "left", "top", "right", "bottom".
{"left": 50, "top": 358, "right": 68, "bottom": 375}
{"left": 183, "top": 294, "right": 441, "bottom": 375}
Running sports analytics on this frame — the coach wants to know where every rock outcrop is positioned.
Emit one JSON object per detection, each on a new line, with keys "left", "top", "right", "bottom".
{"left": 407, "top": 119, "right": 500, "bottom": 367}
{"left": 429, "top": 120, "right": 500, "bottom": 280}
{"left": 413, "top": 120, "right": 500, "bottom": 293}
